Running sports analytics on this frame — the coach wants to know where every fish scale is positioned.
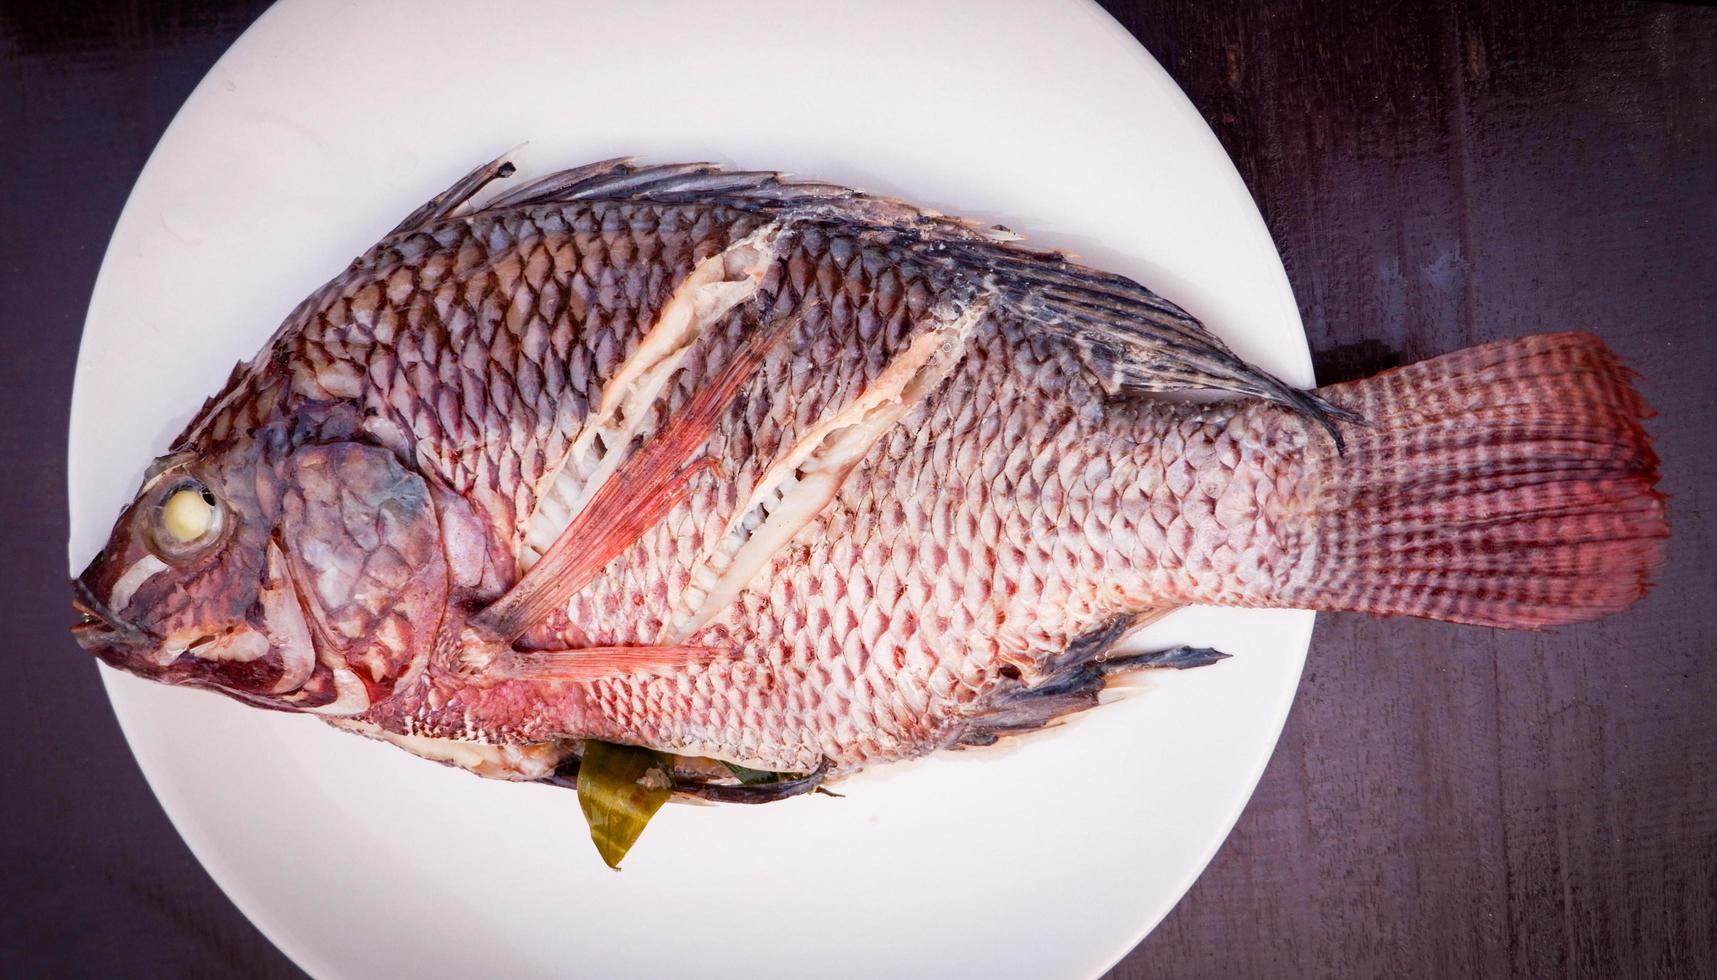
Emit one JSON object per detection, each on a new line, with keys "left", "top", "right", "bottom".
{"left": 399, "top": 311, "right": 1312, "bottom": 770}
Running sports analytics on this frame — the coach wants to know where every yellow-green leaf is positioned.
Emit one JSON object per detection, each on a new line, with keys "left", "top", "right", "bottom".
{"left": 576, "top": 741, "right": 673, "bottom": 870}
{"left": 720, "top": 760, "right": 785, "bottom": 785}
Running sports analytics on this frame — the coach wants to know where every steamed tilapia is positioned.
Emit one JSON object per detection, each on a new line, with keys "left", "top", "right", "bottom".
{"left": 72, "top": 157, "right": 1666, "bottom": 804}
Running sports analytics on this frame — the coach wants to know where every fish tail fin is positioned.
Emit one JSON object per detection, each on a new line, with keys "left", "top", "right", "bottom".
{"left": 1285, "top": 331, "right": 1666, "bottom": 628}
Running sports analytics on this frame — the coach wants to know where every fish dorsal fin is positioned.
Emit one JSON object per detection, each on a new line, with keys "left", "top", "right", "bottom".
{"left": 477, "top": 157, "right": 1356, "bottom": 441}
{"left": 481, "top": 157, "right": 1023, "bottom": 244}
{"left": 376, "top": 155, "right": 1012, "bottom": 268}
{"left": 387, "top": 153, "right": 519, "bottom": 238}
{"left": 395, "top": 155, "right": 1356, "bottom": 444}
{"left": 918, "top": 236, "right": 1362, "bottom": 447}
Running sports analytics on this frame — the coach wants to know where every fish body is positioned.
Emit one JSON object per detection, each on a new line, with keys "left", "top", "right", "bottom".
{"left": 73, "top": 159, "right": 1666, "bottom": 785}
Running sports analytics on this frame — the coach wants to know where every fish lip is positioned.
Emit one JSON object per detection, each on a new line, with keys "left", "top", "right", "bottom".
{"left": 69, "top": 578, "right": 152, "bottom": 646}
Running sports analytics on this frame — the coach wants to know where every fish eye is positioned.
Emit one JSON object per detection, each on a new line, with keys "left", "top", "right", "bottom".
{"left": 149, "top": 481, "right": 226, "bottom": 559}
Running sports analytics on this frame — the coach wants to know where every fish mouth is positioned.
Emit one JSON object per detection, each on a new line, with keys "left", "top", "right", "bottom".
{"left": 70, "top": 577, "right": 152, "bottom": 648}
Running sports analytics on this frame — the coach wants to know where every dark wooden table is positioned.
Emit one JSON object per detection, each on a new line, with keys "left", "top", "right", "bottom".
{"left": 3, "top": 1, "right": 1712, "bottom": 977}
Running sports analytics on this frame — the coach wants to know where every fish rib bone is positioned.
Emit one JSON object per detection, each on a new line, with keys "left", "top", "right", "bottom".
{"left": 660, "top": 295, "right": 992, "bottom": 643}
{"left": 520, "top": 221, "right": 785, "bottom": 568}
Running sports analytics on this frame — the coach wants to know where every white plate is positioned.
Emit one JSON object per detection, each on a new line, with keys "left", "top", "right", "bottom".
{"left": 68, "top": 1, "right": 1313, "bottom": 977}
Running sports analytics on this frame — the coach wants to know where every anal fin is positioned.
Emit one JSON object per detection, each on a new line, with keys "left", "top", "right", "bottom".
{"left": 959, "top": 611, "right": 1228, "bottom": 748}
{"left": 1105, "top": 646, "right": 1230, "bottom": 671}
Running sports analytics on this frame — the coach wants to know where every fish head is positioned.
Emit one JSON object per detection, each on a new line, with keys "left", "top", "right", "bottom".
{"left": 72, "top": 444, "right": 287, "bottom": 702}
{"left": 73, "top": 439, "right": 449, "bottom": 716}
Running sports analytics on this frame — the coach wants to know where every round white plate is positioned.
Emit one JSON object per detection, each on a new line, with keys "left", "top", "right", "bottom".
{"left": 68, "top": 1, "right": 1313, "bottom": 977}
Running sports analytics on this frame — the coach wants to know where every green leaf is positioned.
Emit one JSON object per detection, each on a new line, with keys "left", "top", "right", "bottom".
{"left": 719, "top": 760, "right": 787, "bottom": 785}
{"left": 576, "top": 741, "right": 674, "bottom": 869}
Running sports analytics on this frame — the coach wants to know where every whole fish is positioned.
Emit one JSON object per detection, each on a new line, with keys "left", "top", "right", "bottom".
{"left": 72, "top": 157, "right": 1666, "bottom": 799}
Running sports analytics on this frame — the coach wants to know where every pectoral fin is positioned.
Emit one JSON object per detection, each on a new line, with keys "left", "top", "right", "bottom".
{"left": 491, "top": 645, "right": 726, "bottom": 684}
{"left": 472, "top": 299, "right": 808, "bottom": 642}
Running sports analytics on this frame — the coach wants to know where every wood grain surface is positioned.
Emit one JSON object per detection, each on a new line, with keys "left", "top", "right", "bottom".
{"left": 2, "top": 1, "right": 1711, "bottom": 977}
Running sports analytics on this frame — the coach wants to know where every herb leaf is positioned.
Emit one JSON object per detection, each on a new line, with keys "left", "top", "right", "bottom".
{"left": 720, "top": 760, "right": 788, "bottom": 785}
{"left": 576, "top": 741, "right": 673, "bottom": 869}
